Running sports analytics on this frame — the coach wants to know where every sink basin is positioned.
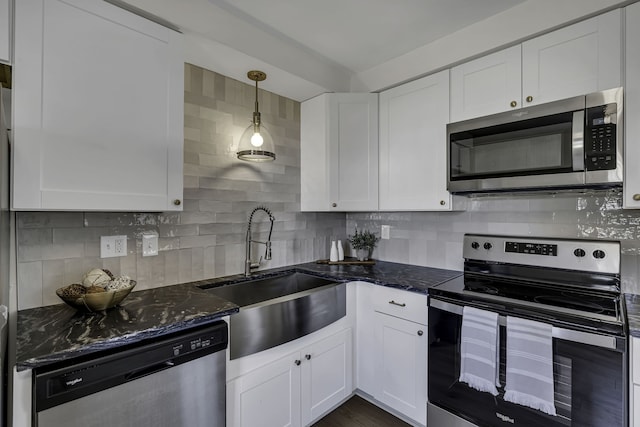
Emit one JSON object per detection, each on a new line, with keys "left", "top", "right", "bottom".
{"left": 202, "top": 272, "right": 346, "bottom": 359}
{"left": 203, "top": 272, "right": 337, "bottom": 307}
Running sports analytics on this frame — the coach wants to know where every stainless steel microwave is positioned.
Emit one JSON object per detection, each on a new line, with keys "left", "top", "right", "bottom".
{"left": 447, "top": 87, "right": 623, "bottom": 193}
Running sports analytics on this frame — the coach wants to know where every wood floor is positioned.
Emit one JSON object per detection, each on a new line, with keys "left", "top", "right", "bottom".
{"left": 311, "top": 396, "right": 411, "bottom": 427}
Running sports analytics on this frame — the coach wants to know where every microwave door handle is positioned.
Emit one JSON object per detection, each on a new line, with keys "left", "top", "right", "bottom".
{"left": 572, "top": 110, "right": 585, "bottom": 171}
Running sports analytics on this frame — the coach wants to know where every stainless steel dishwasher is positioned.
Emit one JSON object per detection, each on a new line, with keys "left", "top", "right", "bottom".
{"left": 34, "top": 321, "right": 227, "bottom": 427}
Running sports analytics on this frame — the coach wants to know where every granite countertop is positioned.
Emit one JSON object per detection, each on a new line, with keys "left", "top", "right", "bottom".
{"left": 16, "top": 260, "right": 461, "bottom": 371}
{"left": 625, "top": 294, "right": 640, "bottom": 338}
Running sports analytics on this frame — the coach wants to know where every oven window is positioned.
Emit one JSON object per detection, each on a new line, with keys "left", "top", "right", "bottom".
{"left": 449, "top": 113, "right": 574, "bottom": 180}
{"left": 428, "top": 306, "right": 624, "bottom": 427}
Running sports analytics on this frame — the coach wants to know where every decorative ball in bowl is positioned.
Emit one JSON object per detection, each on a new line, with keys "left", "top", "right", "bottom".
{"left": 56, "top": 268, "right": 136, "bottom": 312}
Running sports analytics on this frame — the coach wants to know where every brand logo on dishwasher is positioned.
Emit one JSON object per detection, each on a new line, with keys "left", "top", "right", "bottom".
{"left": 66, "top": 378, "right": 83, "bottom": 386}
{"left": 496, "top": 412, "right": 515, "bottom": 423}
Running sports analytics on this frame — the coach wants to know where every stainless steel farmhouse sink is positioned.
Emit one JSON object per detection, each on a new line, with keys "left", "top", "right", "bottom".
{"left": 201, "top": 272, "right": 346, "bottom": 359}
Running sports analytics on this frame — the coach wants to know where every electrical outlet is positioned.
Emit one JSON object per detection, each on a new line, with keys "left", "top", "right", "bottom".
{"left": 100, "top": 235, "right": 128, "bottom": 258}
{"left": 142, "top": 234, "right": 159, "bottom": 257}
{"left": 381, "top": 225, "right": 390, "bottom": 240}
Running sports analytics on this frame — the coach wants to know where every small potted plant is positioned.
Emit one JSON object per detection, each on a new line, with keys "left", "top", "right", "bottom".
{"left": 348, "top": 229, "right": 380, "bottom": 261}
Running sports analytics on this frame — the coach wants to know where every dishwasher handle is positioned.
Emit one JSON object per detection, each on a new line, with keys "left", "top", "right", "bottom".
{"left": 125, "top": 360, "right": 175, "bottom": 381}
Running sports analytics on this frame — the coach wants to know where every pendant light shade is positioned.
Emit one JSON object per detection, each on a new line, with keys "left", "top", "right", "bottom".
{"left": 237, "top": 70, "right": 276, "bottom": 162}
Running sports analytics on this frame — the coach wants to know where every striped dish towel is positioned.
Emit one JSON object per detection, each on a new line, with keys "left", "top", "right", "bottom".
{"left": 504, "top": 316, "right": 557, "bottom": 416}
{"left": 459, "top": 306, "right": 500, "bottom": 396}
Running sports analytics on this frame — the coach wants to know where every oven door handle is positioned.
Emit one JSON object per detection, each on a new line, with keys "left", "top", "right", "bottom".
{"left": 429, "top": 298, "right": 618, "bottom": 350}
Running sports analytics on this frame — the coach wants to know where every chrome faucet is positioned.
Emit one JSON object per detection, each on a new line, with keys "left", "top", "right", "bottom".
{"left": 245, "top": 206, "right": 275, "bottom": 276}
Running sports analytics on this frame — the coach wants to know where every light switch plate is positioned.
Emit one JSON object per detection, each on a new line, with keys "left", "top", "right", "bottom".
{"left": 100, "top": 235, "right": 128, "bottom": 258}
{"left": 142, "top": 234, "right": 159, "bottom": 257}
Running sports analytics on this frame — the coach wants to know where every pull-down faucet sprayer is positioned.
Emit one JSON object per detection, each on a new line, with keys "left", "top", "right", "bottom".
{"left": 245, "top": 206, "right": 275, "bottom": 277}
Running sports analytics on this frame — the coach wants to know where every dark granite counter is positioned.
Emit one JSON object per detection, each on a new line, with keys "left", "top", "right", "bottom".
{"left": 16, "top": 283, "right": 238, "bottom": 371}
{"left": 16, "top": 260, "right": 461, "bottom": 371}
{"left": 625, "top": 294, "right": 640, "bottom": 338}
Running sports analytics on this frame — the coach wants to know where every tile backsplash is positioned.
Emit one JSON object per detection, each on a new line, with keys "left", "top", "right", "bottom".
{"left": 15, "top": 65, "right": 640, "bottom": 309}
{"left": 347, "top": 189, "right": 640, "bottom": 294}
{"left": 16, "top": 64, "right": 346, "bottom": 309}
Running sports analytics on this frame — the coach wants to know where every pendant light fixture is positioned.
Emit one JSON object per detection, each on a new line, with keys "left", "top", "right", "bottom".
{"left": 237, "top": 70, "right": 276, "bottom": 162}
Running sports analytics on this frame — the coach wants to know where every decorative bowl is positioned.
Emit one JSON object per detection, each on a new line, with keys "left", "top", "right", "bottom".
{"left": 56, "top": 280, "right": 136, "bottom": 312}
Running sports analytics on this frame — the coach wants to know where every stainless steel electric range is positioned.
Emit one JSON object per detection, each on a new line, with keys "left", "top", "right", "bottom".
{"left": 428, "top": 234, "right": 627, "bottom": 427}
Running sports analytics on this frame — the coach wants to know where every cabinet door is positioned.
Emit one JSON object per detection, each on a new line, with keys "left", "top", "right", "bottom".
{"left": 450, "top": 45, "right": 522, "bottom": 122}
{"left": 0, "top": 0, "right": 9, "bottom": 64}
{"left": 301, "top": 93, "right": 378, "bottom": 212}
{"left": 328, "top": 94, "right": 378, "bottom": 211}
{"left": 13, "top": 0, "right": 183, "bottom": 211}
{"left": 522, "top": 9, "right": 621, "bottom": 107}
{"left": 227, "top": 351, "right": 302, "bottom": 427}
{"left": 625, "top": 2, "right": 640, "bottom": 208}
{"left": 374, "top": 313, "right": 427, "bottom": 425}
{"left": 301, "top": 94, "right": 330, "bottom": 212}
{"left": 379, "top": 70, "right": 450, "bottom": 211}
{"left": 301, "top": 328, "right": 353, "bottom": 425}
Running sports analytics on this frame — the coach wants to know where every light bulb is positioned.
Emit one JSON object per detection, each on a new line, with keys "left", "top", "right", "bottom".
{"left": 250, "top": 132, "right": 264, "bottom": 147}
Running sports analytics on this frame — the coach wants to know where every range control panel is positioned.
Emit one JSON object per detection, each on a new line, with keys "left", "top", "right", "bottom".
{"left": 505, "top": 241, "right": 558, "bottom": 256}
{"left": 463, "top": 234, "right": 620, "bottom": 274}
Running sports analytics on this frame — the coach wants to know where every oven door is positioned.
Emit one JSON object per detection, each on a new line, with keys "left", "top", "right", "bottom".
{"left": 428, "top": 297, "right": 627, "bottom": 427}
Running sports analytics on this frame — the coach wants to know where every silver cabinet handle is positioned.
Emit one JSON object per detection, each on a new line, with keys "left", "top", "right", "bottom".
{"left": 389, "top": 300, "right": 406, "bottom": 307}
{"left": 634, "top": 194, "right": 640, "bottom": 201}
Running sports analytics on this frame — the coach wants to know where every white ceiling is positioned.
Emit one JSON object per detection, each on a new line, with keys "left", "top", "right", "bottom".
{"left": 120, "top": 0, "right": 628, "bottom": 101}
{"left": 205, "top": 0, "right": 524, "bottom": 73}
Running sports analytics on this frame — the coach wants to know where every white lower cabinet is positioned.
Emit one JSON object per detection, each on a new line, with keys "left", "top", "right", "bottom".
{"left": 373, "top": 312, "right": 427, "bottom": 426}
{"left": 227, "top": 328, "right": 353, "bottom": 427}
{"left": 631, "top": 337, "right": 640, "bottom": 427}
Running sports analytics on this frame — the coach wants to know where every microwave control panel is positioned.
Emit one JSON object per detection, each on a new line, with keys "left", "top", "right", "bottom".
{"left": 585, "top": 103, "right": 617, "bottom": 171}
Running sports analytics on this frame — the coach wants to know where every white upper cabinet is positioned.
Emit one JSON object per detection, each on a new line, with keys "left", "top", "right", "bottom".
{"left": 379, "top": 70, "right": 451, "bottom": 210}
{"left": 450, "top": 9, "right": 622, "bottom": 122}
{"left": 12, "top": 0, "right": 184, "bottom": 211}
{"left": 301, "top": 93, "right": 378, "bottom": 212}
{"left": 0, "top": 0, "right": 10, "bottom": 64}
{"left": 522, "top": 9, "right": 621, "bottom": 107}
{"left": 450, "top": 45, "right": 522, "bottom": 122}
{"left": 624, "top": 2, "right": 640, "bottom": 209}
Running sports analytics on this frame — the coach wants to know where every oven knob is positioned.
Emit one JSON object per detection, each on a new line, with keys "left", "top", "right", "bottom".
{"left": 593, "top": 249, "right": 606, "bottom": 259}
{"left": 483, "top": 242, "right": 492, "bottom": 250}
{"left": 574, "top": 248, "right": 586, "bottom": 258}
{"left": 471, "top": 241, "right": 479, "bottom": 249}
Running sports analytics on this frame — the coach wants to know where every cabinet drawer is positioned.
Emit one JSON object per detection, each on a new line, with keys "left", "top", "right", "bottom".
{"left": 372, "top": 286, "right": 427, "bottom": 325}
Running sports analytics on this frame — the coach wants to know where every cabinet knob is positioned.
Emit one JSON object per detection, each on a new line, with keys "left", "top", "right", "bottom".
{"left": 633, "top": 194, "right": 640, "bottom": 201}
{"left": 305, "top": 354, "right": 311, "bottom": 360}
{"left": 526, "top": 96, "right": 533, "bottom": 103}
{"left": 510, "top": 100, "right": 517, "bottom": 108}
{"left": 417, "top": 330, "right": 424, "bottom": 336}
{"left": 173, "top": 199, "right": 181, "bottom": 206}
{"left": 332, "top": 202, "right": 337, "bottom": 208}
{"left": 439, "top": 200, "right": 446, "bottom": 206}
{"left": 294, "top": 359, "right": 301, "bottom": 366}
